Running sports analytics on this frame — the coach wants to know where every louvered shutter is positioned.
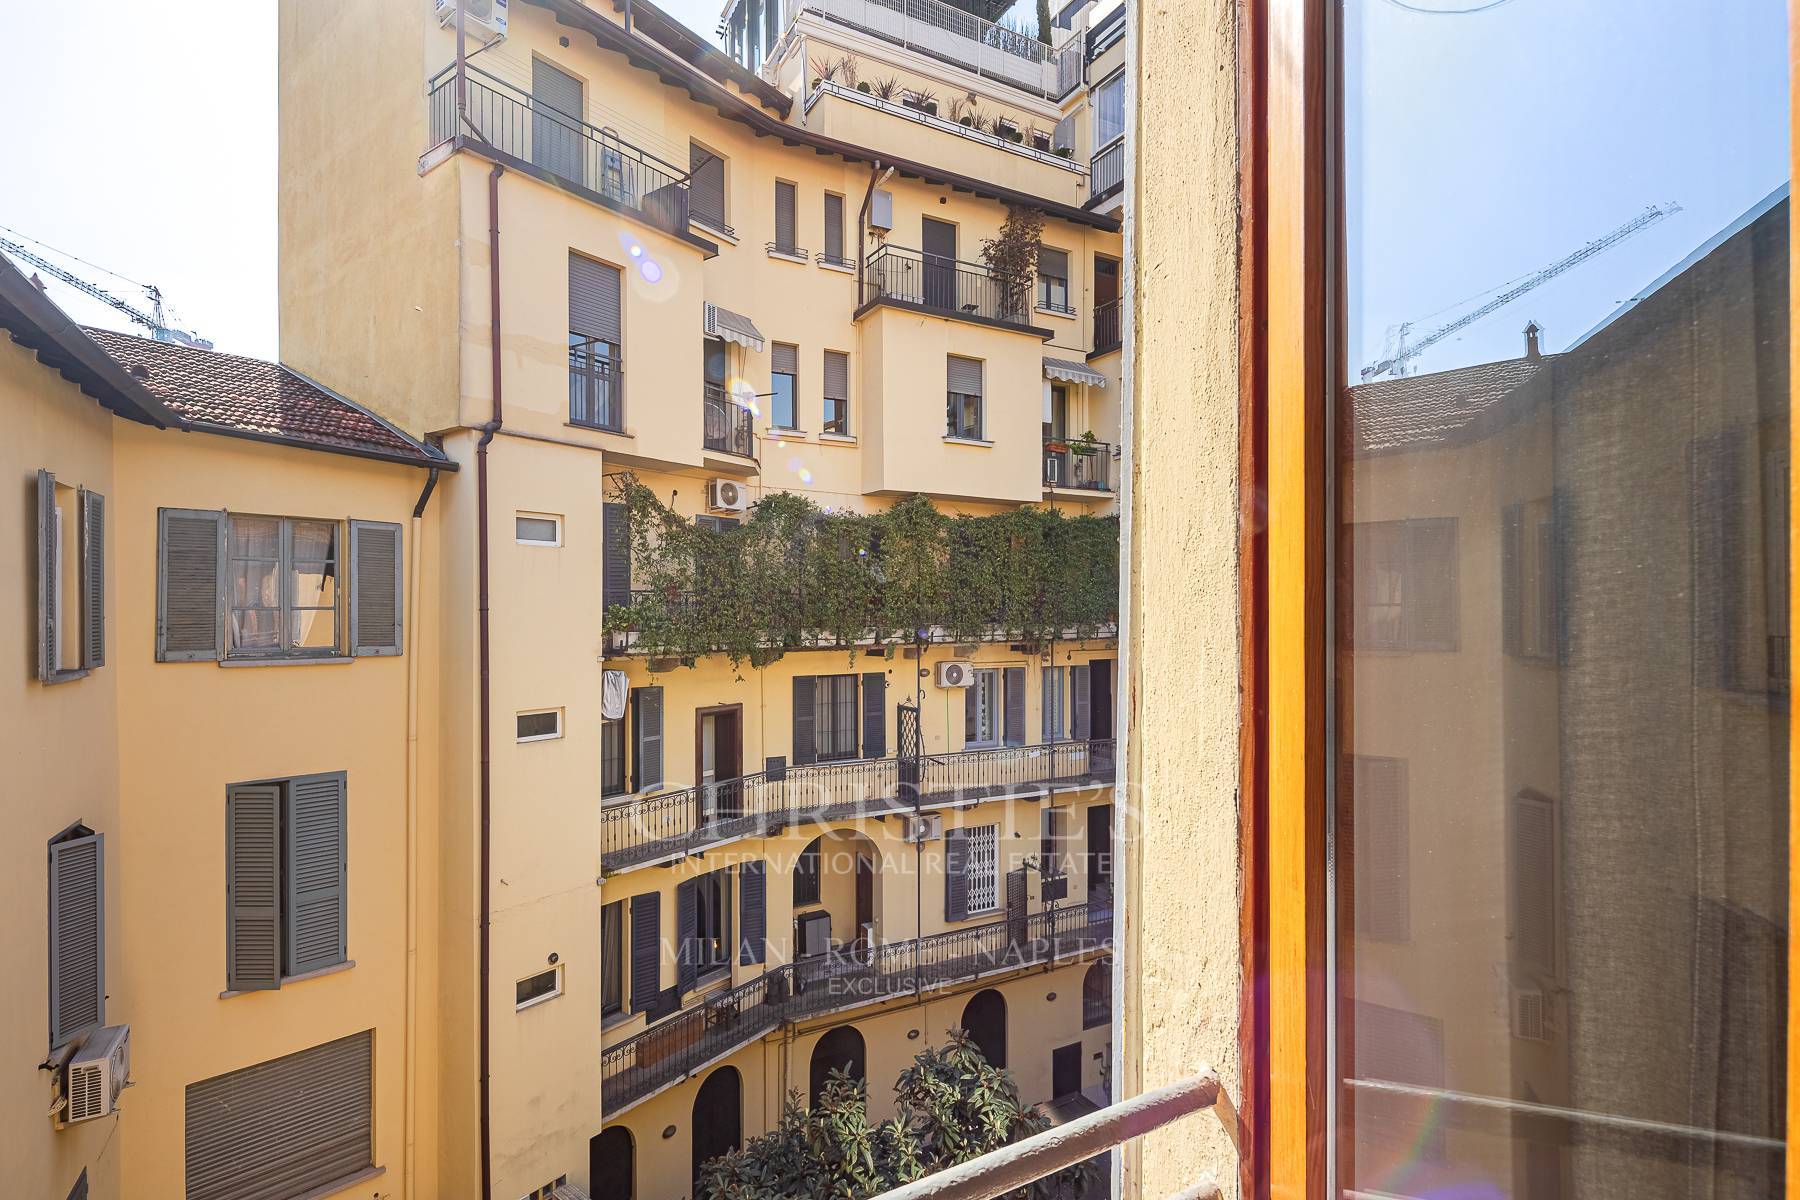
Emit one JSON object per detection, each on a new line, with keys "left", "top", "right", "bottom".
{"left": 738, "top": 861, "right": 766, "bottom": 965}
{"left": 227, "top": 784, "right": 283, "bottom": 991}
{"left": 603, "top": 502, "right": 632, "bottom": 612}
{"left": 823, "top": 351, "right": 849, "bottom": 401}
{"left": 774, "top": 180, "right": 797, "bottom": 253}
{"left": 964, "top": 680, "right": 978, "bottom": 742}
{"left": 1003, "top": 666, "right": 1026, "bottom": 746}
{"left": 158, "top": 508, "right": 226, "bottom": 661}
{"left": 1403, "top": 518, "right": 1458, "bottom": 651}
{"left": 675, "top": 878, "right": 698, "bottom": 994}
{"left": 184, "top": 1030, "right": 373, "bottom": 1200}
{"left": 36, "top": 469, "right": 56, "bottom": 680}
{"left": 689, "top": 145, "right": 727, "bottom": 231}
{"left": 349, "top": 520, "right": 403, "bottom": 656}
{"left": 1353, "top": 757, "right": 1410, "bottom": 943}
{"left": 943, "top": 828, "right": 970, "bottom": 922}
{"left": 1071, "top": 664, "right": 1092, "bottom": 739}
{"left": 792, "top": 675, "right": 817, "bottom": 765}
{"left": 824, "top": 192, "right": 844, "bottom": 261}
{"left": 947, "top": 356, "right": 983, "bottom": 396}
{"left": 630, "top": 893, "right": 660, "bottom": 1012}
{"left": 284, "top": 773, "right": 347, "bottom": 976}
{"left": 79, "top": 488, "right": 105, "bottom": 669}
{"left": 49, "top": 832, "right": 104, "bottom": 1047}
{"left": 860, "top": 671, "right": 885, "bottom": 757}
{"left": 1510, "top": 791, "right": 1556, "bottom": 975}
{"left": 772, "top": 342, "right": 798, "bottom": 376}
{"left": 631, "top": 686, "right": 664, "bottom": 790}
{"left": 570, "top": 253, "right": 623, "bottom": 345}
{"left": 1501, "top": 503, "right": 1523, "bottom": 656}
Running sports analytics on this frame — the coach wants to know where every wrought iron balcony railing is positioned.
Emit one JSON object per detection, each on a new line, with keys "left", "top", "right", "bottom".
{"left": 1093, "top": 298, "right": 1122, "bottom": 356}
{"left": 1090, "top": 137, "right": 1125, "bottom": 200}
{"left": 1043, "top": 437, "right": 1113, "bottom": 491}
{"left": 602, "top": 739, "right": 1116, "bottom": 873}
{"left": 703, "top": 383, "right": 757, "bottom": 457}
{"left": 602, "top": 898, "right": 1112, "bottom": 1113}
{"left": 863, "top": 245, "right": 1037, "bottom": 328}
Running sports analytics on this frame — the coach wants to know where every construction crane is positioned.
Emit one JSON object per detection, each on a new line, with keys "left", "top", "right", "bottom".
{"left": 1360, "top": 202, "right": 1680, "bottom": 381}
{"left": 0, "top": 232, "right": 212, "bottom": 349}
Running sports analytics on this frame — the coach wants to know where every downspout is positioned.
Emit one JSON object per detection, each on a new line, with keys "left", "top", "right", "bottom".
{"left": 478, "top": 161, "right": 506, "bottom": 1200}
{"left": 855, "top": 164, "right": 895, "bottom": 303}
{"left": 405, "top": 458, "right": 441, "bottom": 1200}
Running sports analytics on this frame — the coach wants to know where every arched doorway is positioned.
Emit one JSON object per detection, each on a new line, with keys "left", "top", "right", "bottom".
{"left": 691, "top": 1065, "right": 742, "bottom": 1193}
{"left": 808, "top": 1025, "right": 868, "bottom": 1106}
{"left": 1083, "top": 957, "right": 1112, "bottom": 1029}
{"left": 589, "top": 1125, "right": 633, "bottom": 1200}
{"left": 793, "top": 830, "right": 880, "bottom": 956}
{"left": 961, "top": 988, "right": 1008, "bottom": 1069}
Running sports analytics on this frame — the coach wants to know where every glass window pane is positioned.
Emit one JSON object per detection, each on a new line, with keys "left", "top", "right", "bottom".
{"left": 290, "top": 607, "right": 338, "bottom": 650}
{"left": 229, "top": 515, "right": 280, "bottom": 559}
{"left": 1337, "top": 4, "right": 1788, "bottom": 1197}
{"left": 772, "top": 372, "right": 797, "bottom": 429}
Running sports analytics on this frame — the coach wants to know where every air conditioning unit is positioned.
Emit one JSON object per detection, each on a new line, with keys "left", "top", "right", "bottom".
{"left": 903, "top": 812, "right": 943, "bottom": 843}
{"left": 1510, "top": 990, "right": 1549, "bottom": 1042}
{"left": 796, "top": 910, "right": 832, "bottom": 957}
{"left": 870, "top": 189, "right": 894, "bottom": 231}
{"left": 61, "top": 1025, "right": 130, "bottom": 1125}
{"left": 709, "top": 478, "right": 749, "bottom": 513}
{"left": 434, "top": 0, "right": 509, "bottom": 38}
{"left": 935, "top": 660, "right": 974, "bottom": 688}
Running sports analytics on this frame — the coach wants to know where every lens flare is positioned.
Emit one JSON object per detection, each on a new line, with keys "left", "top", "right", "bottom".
{"left": 639, "top": 259, "right": 663, "bottom": 283}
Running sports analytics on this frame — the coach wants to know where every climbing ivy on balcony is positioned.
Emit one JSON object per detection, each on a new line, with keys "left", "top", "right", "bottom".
{"left": 604, "top": 474, "right": 1119, "bottom": 668}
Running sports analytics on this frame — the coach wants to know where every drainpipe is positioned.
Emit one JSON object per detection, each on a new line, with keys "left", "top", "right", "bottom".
{"left": 856, "top": 164, "right": 895, "bottom": 303}
{"left": 406, "top": 457, "right": 441, "bottom": 1200}
{"left": 478, "top": 161, "right": 506, "bottom": 1200}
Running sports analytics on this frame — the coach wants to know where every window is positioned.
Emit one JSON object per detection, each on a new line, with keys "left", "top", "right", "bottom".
{"left": 823, "top": 350, "right": 850, "bottom": 434}
{"left": 570, "top": 255, "right": 623, "bottom": 431}
{"left": 185, "top": 1031, "right": 373, "bottom": 1200}
{"left": 226, "top": 515, "right": 339, "bottom": 657}
{"left": 35, "top": 470, "right": 103, "bottom": 682}
{"left": 515, "top": 513, "right": 562, "bottom": 546}
{"left": 1037, "top": 247, "right": 1072, "bottom": 313}
{"left": 1042, "top": 665, "right": 1068, "bottom": 741}
{"left": 602, "top": 719, "right": 627, "bottom": 797}
{"left": 516, "top": 966, "right": 562, "bottom": 1009}
{"left": 794, "top": 837, "right": 822, "bottom": 907}
{"left": 1350, "top": 518, "right": 1458, "bottom": 652}
{"left": 1082, "top": 957, "right": 1111, "bottom": 1029}
{"left": 601, "top": 899, "right": 625, "bottom": 1017}
{"left": 517, "top": 709, "right": 563, "bottom": 742}
{"left": 966, "top": 824, "right": 999, "bottom": 914}
{"left": 815, "top": 673, "right": 858, "bottom": 760}
{"left": 771, "top": 342, "right": 798, "bottom": 429}
{"left": 1044, "top": 386, "right": 1069, "bottom": 442}
{"left": 1502, "top": 499, "right": 1558, "bottom": 662}
{"left": 964, "top": 667, "right": 1000, "bottom": 746}
{"left": 48, "top": 823, "right": 104, "bottom": 1049}
{"left": 946, "top": 356, "right": 984, "bottom": 440}
{"left": 822, "top": 192, "right": 847, "bottom": 266}
{"left": 225, "top": 774, "right": 348, "bottom": 991}
{"left": 694, "top": 515, "right": 742, "bottom": 532}
{"left": 1093, "top": 70, "right": 1125, "bottom": 148}
{"left": 689, "top": 143, "right": 728, "bottom": 233}
{"left": 1040, "top": 806, "right": 1071, "bottom": 880}
{"left": 772, "top": 180, "right": 799, "bottom": 256}
{"left": 683, "top": 868, "right": 733, "bottom": 978}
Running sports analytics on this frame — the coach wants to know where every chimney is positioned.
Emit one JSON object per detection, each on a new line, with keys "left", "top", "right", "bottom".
{"left": 1524, "top": 321, "right": 1542, "bottom": 360}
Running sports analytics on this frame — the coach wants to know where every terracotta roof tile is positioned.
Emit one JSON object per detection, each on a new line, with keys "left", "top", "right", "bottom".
{"left": 1348, "top": 356, "right": 1551, "bottom": 455}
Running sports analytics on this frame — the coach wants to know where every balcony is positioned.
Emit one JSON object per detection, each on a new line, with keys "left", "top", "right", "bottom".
{"left": 703, "top": 383, "right": 756, "bottom": 458}
{"left": 1092, "top": 299, "right": 1121, "bottom": 356}
{"left": 861, "top": 245, "right": 1047, "bottom": 334}
{"left": 1090, "top": 138, "right": 1125, "bottom": 203}
{"left": 602, "top": 739, "right": 1117, "bottom": 874}
{"left": 426, "top": 64, "right": 696, "bottom": 242}
{"left": 1043, "top": 437, "right": 1113, "bottom": 492}
{"left": 601, "top": 897, "right": 1111, "bottom": 1113}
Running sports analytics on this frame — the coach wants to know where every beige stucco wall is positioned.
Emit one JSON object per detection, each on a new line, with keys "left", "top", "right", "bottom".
{"left": 1121, "top": 0, "right": 1242, "bottom": 1197}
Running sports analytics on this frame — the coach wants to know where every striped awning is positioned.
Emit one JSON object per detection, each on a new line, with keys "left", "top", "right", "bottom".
{"left": 1043, "top": 357, "right": 1106, "bottom": 387}
{"left": 705, "top": 302, "right": 766, "bottom": 352}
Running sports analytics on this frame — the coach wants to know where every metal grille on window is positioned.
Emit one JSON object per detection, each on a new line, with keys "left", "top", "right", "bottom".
{"left": 966, "top": 824, "right": 998, "bottom": 913}
{"left": 816, "top": 674, "right": 857, "bottom": 760}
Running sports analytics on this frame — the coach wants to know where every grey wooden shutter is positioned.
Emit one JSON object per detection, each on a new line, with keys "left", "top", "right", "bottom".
{"left": 774, "top": 180, "right": 797, "bottom": 252}
{"left": 603, "top": 502, "right": 632, "bottom": 612}
{"left": 944, "top": 828, "right": 970, "bottom": 922}
{"left": 689, "top": 145, "right": 726, "bottom": 231}
{"left": 78, "top": 488, "right": 105, "bottom": 669}
{"left": 1404, "top": 517, "right": 1458, "bottom": 651}
{"left": 792, "top": 675, "right": 817, "bottom": 765}
{"left": 36, "top": 469, "right": 56, "bottom": 680}
{"left": 772, "top": 342, "right": 798, "bottom": 376}
{"left": 824, "top": 192, "right": 844, "bottom": 260}
{"left": 823, "top": 350, "right": 849, "bottom": 400}
{"left": 1501, "top": 503, "right": 1523, "bottom": 657}
{"left": 284, "top": 773, "right": 348, "bottom": 976}
{"left": 569, "top": 253, "right": 623, "bottom": 345}
{"left": 349, "top": 520, "right": 403, "bottom": 656}
{"left": 860, "top": 671, "right": 886, "bottom": 757}
{"left": 184, "top": 1029, "right": 373, "bottom": 1200}
{"left": 1509, "top": 791, "right": 1557, "bottom": 975}
{"left": 630, "top": 893, "right": 660, "bottom": 1012}
{"left": 631, "top": 686, "right": 663, "bottom": 790}
{"left": 226, "top": 783, "right": 283, "bottom": 991}
{"left": 947, "top": 356, "right": 984, "bottom": 396}
{"left": 48, "top": 832, "right": 104, "bottom": 1047}
{"left": 158, "top": 508, "right": 226, "bottom": 661}
{"left": 1353, "top": 757, "right": 1410, "bottom": 943}
{"left": 1071, "top": 664, "right": 1092, "bottom": 739}
{"left": 675, "top": 878, "right": 698, "bottom": 994}
{"left": 1003, "top": 666, "right": 1026, "bottom": 746}
{"left": 738, "top": 861, "right": 766, "bottom": 965}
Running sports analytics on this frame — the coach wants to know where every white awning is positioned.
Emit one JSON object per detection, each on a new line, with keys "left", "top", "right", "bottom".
{"left": 705, "top": 302, "right": 766, "bottom": 352}
{"left": 1043, "top": 357, "right": 1106, "bottom": 387}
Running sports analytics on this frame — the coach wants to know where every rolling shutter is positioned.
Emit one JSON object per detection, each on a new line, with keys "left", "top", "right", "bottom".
{"left": 944, "top": 827, "right": 970, "bottom": 923}
{"left": 947, "top": 356, "right": 983, "bottom": 396}
{"left": 772, "top": 342, "right": 798, "bottom": 376}
{"left": 36, "top": 469, "right": 56, "bottom": 680}
{"left": 603, "top": 502, "right": 632, "bottom": 612}
{"left": 1353, "top": 757, "right": 1410, "bottom": 943}
{"left": 689, "top": 145, "right": 727, "bottom": 231}
{"left": 1071, "top": 664, "right": 1091, "bottom": 739}
{"left": 49, "top": 832, "right": 104, "bottom": 1047}
{"left": 1037, "top": 246, "right": 1068, "bottom": 285}
{"left": 792, "top": 675, "right": 817, "bottom": 766}
{"left": 675, "top": 878, "right": 698, "bottom": 994}
{"left": 823, "top": 351, "right": 849, "bottom": 401}
{"left": 570, "top": 253, "right": 623, "bottom": 345}
{"left": 738, "top": 861, "right": 766, "bottom": 965}
{"left": 530, "top": 58, "right": 585, "bottom": 183}
{"left": 184, "top": 1030, "right": 373, "bottom": 1200}
{"left": 1510, "top": 791, "right": 1557, "bottom": 975}
{"left": 284, "top": 773, "right": 348, "bottom": 977}
{"left": 630, "top": 893, "right": 661, "bottom": 1012}
{"left": 158, "top": 508, "right": 226, "bottom": 662}
{"left": 631, "top": 686, "right": 663, "bottom": 790}
{"left": 349, "top": 520, "right": 403, "bottom": 656}
{"left": 226, "top": 784, "right": 283, "bottom": 992}
{"left": 79, "top": 488, "right": 105, "bottom": 669}
{"left": 824, "top": 192, "right": 845, "bottom": 260}
{"left": 1003, "top": 666, "right": 1026, "bottom": 746}
{"left": 774, "top": 180, "right": 797, "bottom": 252}
{"left": 860, "top": 671, "right": 886, "bottom": 757}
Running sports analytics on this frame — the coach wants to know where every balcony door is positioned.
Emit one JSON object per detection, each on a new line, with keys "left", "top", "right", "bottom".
{"left": 923, "top": 217, "right": 957, "bottom": 310}
{"left": 696, "top": 704, "right": 742, "bottom": 821}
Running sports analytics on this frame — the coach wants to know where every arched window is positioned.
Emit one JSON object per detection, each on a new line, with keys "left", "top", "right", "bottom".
{"left": 808, "top": 1025, "right": 868, "bottom": 1106}
{"left": 960, "top": 988, "right": 1008, "bottom": 1069}
{"left": 1083, "top": 957, "right": 1112, "bottom": 1029}
{"left": 691, "top": 1066, "right": 742, "bottom": 1194}
{"left": 589, "top": 1125, "right": 634, "bottom": 1200}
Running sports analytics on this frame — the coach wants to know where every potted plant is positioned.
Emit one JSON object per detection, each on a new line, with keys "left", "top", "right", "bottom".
{"left": 1070, "top": 429, "right": 1101, "bottom": 456}
{"left": 857, "top": 81, "right": 872, "bottom": 93}
{"left": 1054, "top": 145, "right": 1073, "bottom": 159}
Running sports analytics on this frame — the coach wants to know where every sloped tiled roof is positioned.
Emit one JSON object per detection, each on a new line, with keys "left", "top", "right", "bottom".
{"left": 1347, "top": 355, "right": 1551, "bottom": 455}
{"left": 83, "top": 328, "right": 447, "bottom": 468}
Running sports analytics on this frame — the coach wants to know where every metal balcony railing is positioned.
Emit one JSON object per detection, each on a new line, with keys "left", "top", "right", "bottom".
{"left": 703, "top": 383, "right": 756, "bottom": 457}
{"left": 864, "top": 245, "right": 1035, "bottom": 328}
{"left": 1043, "top": 437, "right": 1113, "bottom": 491}
{"left": 1093, "top": 298, "right": 1122, "bottom": 356}
{"left": 1091, "top": 137, "right": 1125, "bottom": 200}
{"left": 602, "top": 739, "right": 1116, "bottom": 873}
{"left": 601, "top": 898, "right": 1112, "bottom": 1112}
{"left": 427, "top": 64, "right": 691, "bottom": 236}
{"left": 782, "top": 0, "right": 1082, "bottom": 99}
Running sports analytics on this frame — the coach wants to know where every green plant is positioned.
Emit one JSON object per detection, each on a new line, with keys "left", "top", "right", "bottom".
{"left": 1070, "top": 429, "right": 1100, "bottom": 454}
{"left": 810, "top": 54, "right": 840, "bottom": 85}
{"left": 1054, "top": 145, "right": 1073, "bottom": 160}
{"left": 980, "top": 204, "right": 1046, "bottom": 322}
{"left": 857, "top": 81, "right": 873, "bottom": 94}
{"left": 1036, "top": 0, "right": 1051, "bottom": 43}
{"left": 870, "top": 75, "right": 902, "bottom": 101}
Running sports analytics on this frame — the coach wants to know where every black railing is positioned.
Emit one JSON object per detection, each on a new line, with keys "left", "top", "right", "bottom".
{"left": 601, "top": 898, "right": 1112, "bottom": 1112}
{"left": 1043, "top": 437, "right": 1113, "bottom": 491}
{"left": 1090, "top": 138, "right": 1125, "bottom": 200}
{"left": 602, "top": 740, "right": 1116, "bottom": 873}
{"left": 863, "top": 245, "right": 1035, "bottom": 327}
{"left": 766, "top": 241, "right": 811, "bottom": 260}
{"left": 816, "top": 250, "right": 854, "bottom": 269}
{"left": 427, "top": 64, "right": 690, "bottom": 236}
{"left": 571, "top": 338, "right": 622, "bottom": 431}
{"left": 704, "top": 383, "right": 756, "bottom": 457}
{"left": 1093, "top": 299, "right": 1121, "bottom": 356}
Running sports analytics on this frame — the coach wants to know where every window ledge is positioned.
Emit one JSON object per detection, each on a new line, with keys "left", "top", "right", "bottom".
{"left": 692, "top": 218, "right": 737, "bottom": 245}
{"left": 218, "top": 655, "right": 354, "bottom": 668}
{"left": 220, "top": 959, "right": 355, "bottom": 999}
{"left": 602, "top": 1008, "right": 638, "bottom": 1034}
{"left": 1035, "top": 305, "right": 1078, "bottom": 321}
{"left": 515, "top": 988, "right": 563, "bottom": 1012}
{"left": 943, "top": 436, "right": 995, "bottom": 448}
{"left": 41, "top": 668, "right": 91, "bottom": 686}
{"left": 817, "top": 432, "right": 857, "bottom": 444}
{"left": 766, "top": 248, "right": 809, "bottom": 265}
{"left": 818, "top": 259, "right": 855, "bottom": 274}
{"left": 766, "top": 427, "right": 809, "bottom": 442}
{"left": 568, "top": 421, "right": 633, "bottom": 439}
{"left": 279, "top": 1165, "right": 385, "bottom": 1200}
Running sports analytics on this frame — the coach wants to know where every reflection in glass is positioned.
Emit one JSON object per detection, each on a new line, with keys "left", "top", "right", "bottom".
{"left": 1337, "top": 3, "right": 1788, "bottom": 1197}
